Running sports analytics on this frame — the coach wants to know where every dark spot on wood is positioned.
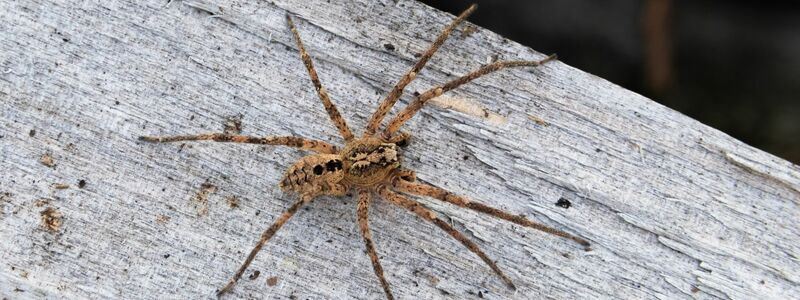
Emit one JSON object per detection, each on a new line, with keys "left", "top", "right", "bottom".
{"left": 383, "top": 43, "right": 395, "bottom": 51}
{"left": 555, "top": 198, "right": 571, "bottom": 209}
{"left": 226, "top": 196, "right": 240, "bottom": 208}
{"left": 78, "top": 179, "right": 86, "bottom": 188}
{"left": 40, "top": 207, "right": 62, "bottom": 232}
{"left": 478, "top": 291, "right": 483, "bottom": 298}
{"left": 248, "top": 270, "right": 260, "bottom": 280}
{"left": 223, "top": 114, "right": 243, "bottom": 134}
{"left": 163, "top": 254, "right": 170, "bottom": 258}
{"left": 691, "top": 286, "right": 700, "bottom": 293}
{"left": 413, "top": 52, "right": 422, "bottom": 58}
{"left": 313, "top": 165, "right": 324, "bottom": 175}
{"left": 462, "top": 155, "right": 469, "bottom": 160}
{"left": 266, "top": 276, "right": 278, "bottom": 286}
{"left": 39, "top": 154, "right": 55, "bottom": 168}
{"left": 29, "top": 129, "right": 36, "bottom": 137}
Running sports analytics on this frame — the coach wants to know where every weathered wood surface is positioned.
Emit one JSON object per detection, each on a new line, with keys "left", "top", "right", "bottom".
{"left": 2, "top": 0, "right": 799, "bottom": 299}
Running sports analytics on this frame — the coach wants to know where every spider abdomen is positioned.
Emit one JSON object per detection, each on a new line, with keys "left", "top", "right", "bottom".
{"left": 280, "top": 154, "right": 346, "bottom": 195}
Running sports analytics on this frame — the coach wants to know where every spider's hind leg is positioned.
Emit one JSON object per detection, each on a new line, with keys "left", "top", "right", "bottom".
{"left": 393, "top": 178, "right": 591, "bottom": 250}
{"left": 377, "top": 187, "right": 516, "bottom": 290}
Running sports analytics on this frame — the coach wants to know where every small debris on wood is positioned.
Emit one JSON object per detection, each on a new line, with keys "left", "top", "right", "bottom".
{"left": 527, "top": 114, "right": 550, "bottom": 126}
{"left": 266, "top": 276, "right": 278, "bottom": 286}
{"left": 555, "top": 198, "right": 572, "bottom": 209}
{"left": 226, "top": 196, "right": 240, "bottom": 208}
{"left": 29, "top": 129, "right": 36, "bottom": 137}
{"left": 248, "top": 270, "right": 261, "bottom": 280}
{"left": 40, "top": 207, "right": 63, "bottom": 232}
{"left": 429, "top": 94, "right": 507, "bottom": 125}
{"left": 383, "top": 43, "right": 395, "bottom": 51}
{"left": 39, "top": 154, "right": 56, "bottom": 168}
{"left": 191, "top": 181, "right": 217, "bottom": 216}
{"left": 34, "top": 198, "right": 50, "bottom": 207}
{"left": 78, "top": 179, "right": 87, "bottom": 188}
{"left": 156, "top": 214, "right": 170, "bottom": 224}
{"left": 223, "top": 114, "right": 243, "bottom": 135}
{"left": 52, "top": 183, "right": 70, "bottom": 189}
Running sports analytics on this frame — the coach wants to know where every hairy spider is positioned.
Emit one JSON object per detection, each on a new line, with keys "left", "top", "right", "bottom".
{"left": 140, "top": 4, "right": 590, "bottom": 299}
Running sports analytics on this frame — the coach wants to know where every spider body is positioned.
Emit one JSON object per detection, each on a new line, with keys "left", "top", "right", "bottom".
{"left": 340, "top": 138, "right": 401, "bottom": 187}
{"left": 141, "top": 4, "right": 589, "bottom": 299}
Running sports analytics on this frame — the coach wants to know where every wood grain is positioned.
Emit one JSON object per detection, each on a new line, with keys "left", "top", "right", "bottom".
{"left": 1, "top": 0, "right": 798, "bottom": 299}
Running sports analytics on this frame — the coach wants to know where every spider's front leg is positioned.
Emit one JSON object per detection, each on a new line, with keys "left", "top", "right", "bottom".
{"left": 393, "top": 178, "right": 591, "bottom": 249}
{"left": 363, "top": 4, "right": 477, "bottom": 136}
{"left": 383, "top": 55, "right": 558, "bottom": 137}
{"left": 138, "top": 133, "right": 339, "bottom": 154}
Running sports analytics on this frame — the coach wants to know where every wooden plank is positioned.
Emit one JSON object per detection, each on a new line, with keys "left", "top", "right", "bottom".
{"left": 1, "top": 0, "right": 798, "bottom": 299}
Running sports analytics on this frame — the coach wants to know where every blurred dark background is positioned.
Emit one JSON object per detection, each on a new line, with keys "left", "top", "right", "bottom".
{"left": 419, "top": 0, "right": 800, "bottom": 164}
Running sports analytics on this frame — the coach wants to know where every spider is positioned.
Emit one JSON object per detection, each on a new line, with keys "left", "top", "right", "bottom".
{"left": 140, "top": 4, "right": 590, "bottom": 299}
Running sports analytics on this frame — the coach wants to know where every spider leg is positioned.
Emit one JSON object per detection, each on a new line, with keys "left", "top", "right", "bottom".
{"left": 139, "top": 133, "right": 338, "bottom": 154}
{"left": 363, "top": 4, "right": 477, "bottom": 136}
{"left": 383, "top": 55, "right": 557, "bottom": 137}
{"left": 393, "top": 179, "right": 591, "bottom": 249}
{"left": 286, "top": 14, "right": 354, "bottom": 142}
{"left": 356, "top": 189, "right": 394, "bottom": 300}
{"left": 383, "top": 131, "right": 411, "bottom": 146}
{"left": 377, "top": 186, "right": 516, "bottom": 290}
{"left": 217, "top": 194, "right": 316, "bottom": 297}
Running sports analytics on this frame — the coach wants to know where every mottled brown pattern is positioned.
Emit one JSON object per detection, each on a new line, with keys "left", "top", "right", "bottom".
{"left": 356, "top": 189, "right": 393, "bottom": 300}
{"left": 141, "top": 5, "right": 588, "bottom": 299}
{"left": 139, "top": 134, "right": 338, "bottom": 154}
{"left": 286, "top": 14, "right": 354, "bottom": 142}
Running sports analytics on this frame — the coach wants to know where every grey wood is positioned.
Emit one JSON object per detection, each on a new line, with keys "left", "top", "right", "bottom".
{"left": 1, "top": 0, "right": 798, "bottom": 299}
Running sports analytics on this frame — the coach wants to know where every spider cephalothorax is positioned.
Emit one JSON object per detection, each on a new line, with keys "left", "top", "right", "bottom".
{"left": 342, "top": 138, "right": 401, "bottom": 186}
{"left": 141, "top": 4, "right": 589, "bottom": 300}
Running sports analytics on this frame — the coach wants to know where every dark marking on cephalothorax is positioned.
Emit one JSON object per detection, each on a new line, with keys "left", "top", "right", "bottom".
{"left": 346, "top": 143, "right": 399, "bottom": 177}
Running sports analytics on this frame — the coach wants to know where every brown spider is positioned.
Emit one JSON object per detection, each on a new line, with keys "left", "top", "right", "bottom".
{"left": 140, "top": 4, "right": 590, "bottom": 299}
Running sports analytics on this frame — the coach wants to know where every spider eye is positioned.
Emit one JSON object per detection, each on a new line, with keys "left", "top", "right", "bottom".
{"left": 313, "top": 165, "right": 324, "bottom": 175}
{"left": 377, "top": 148, "right": 385, "bottom": 154}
